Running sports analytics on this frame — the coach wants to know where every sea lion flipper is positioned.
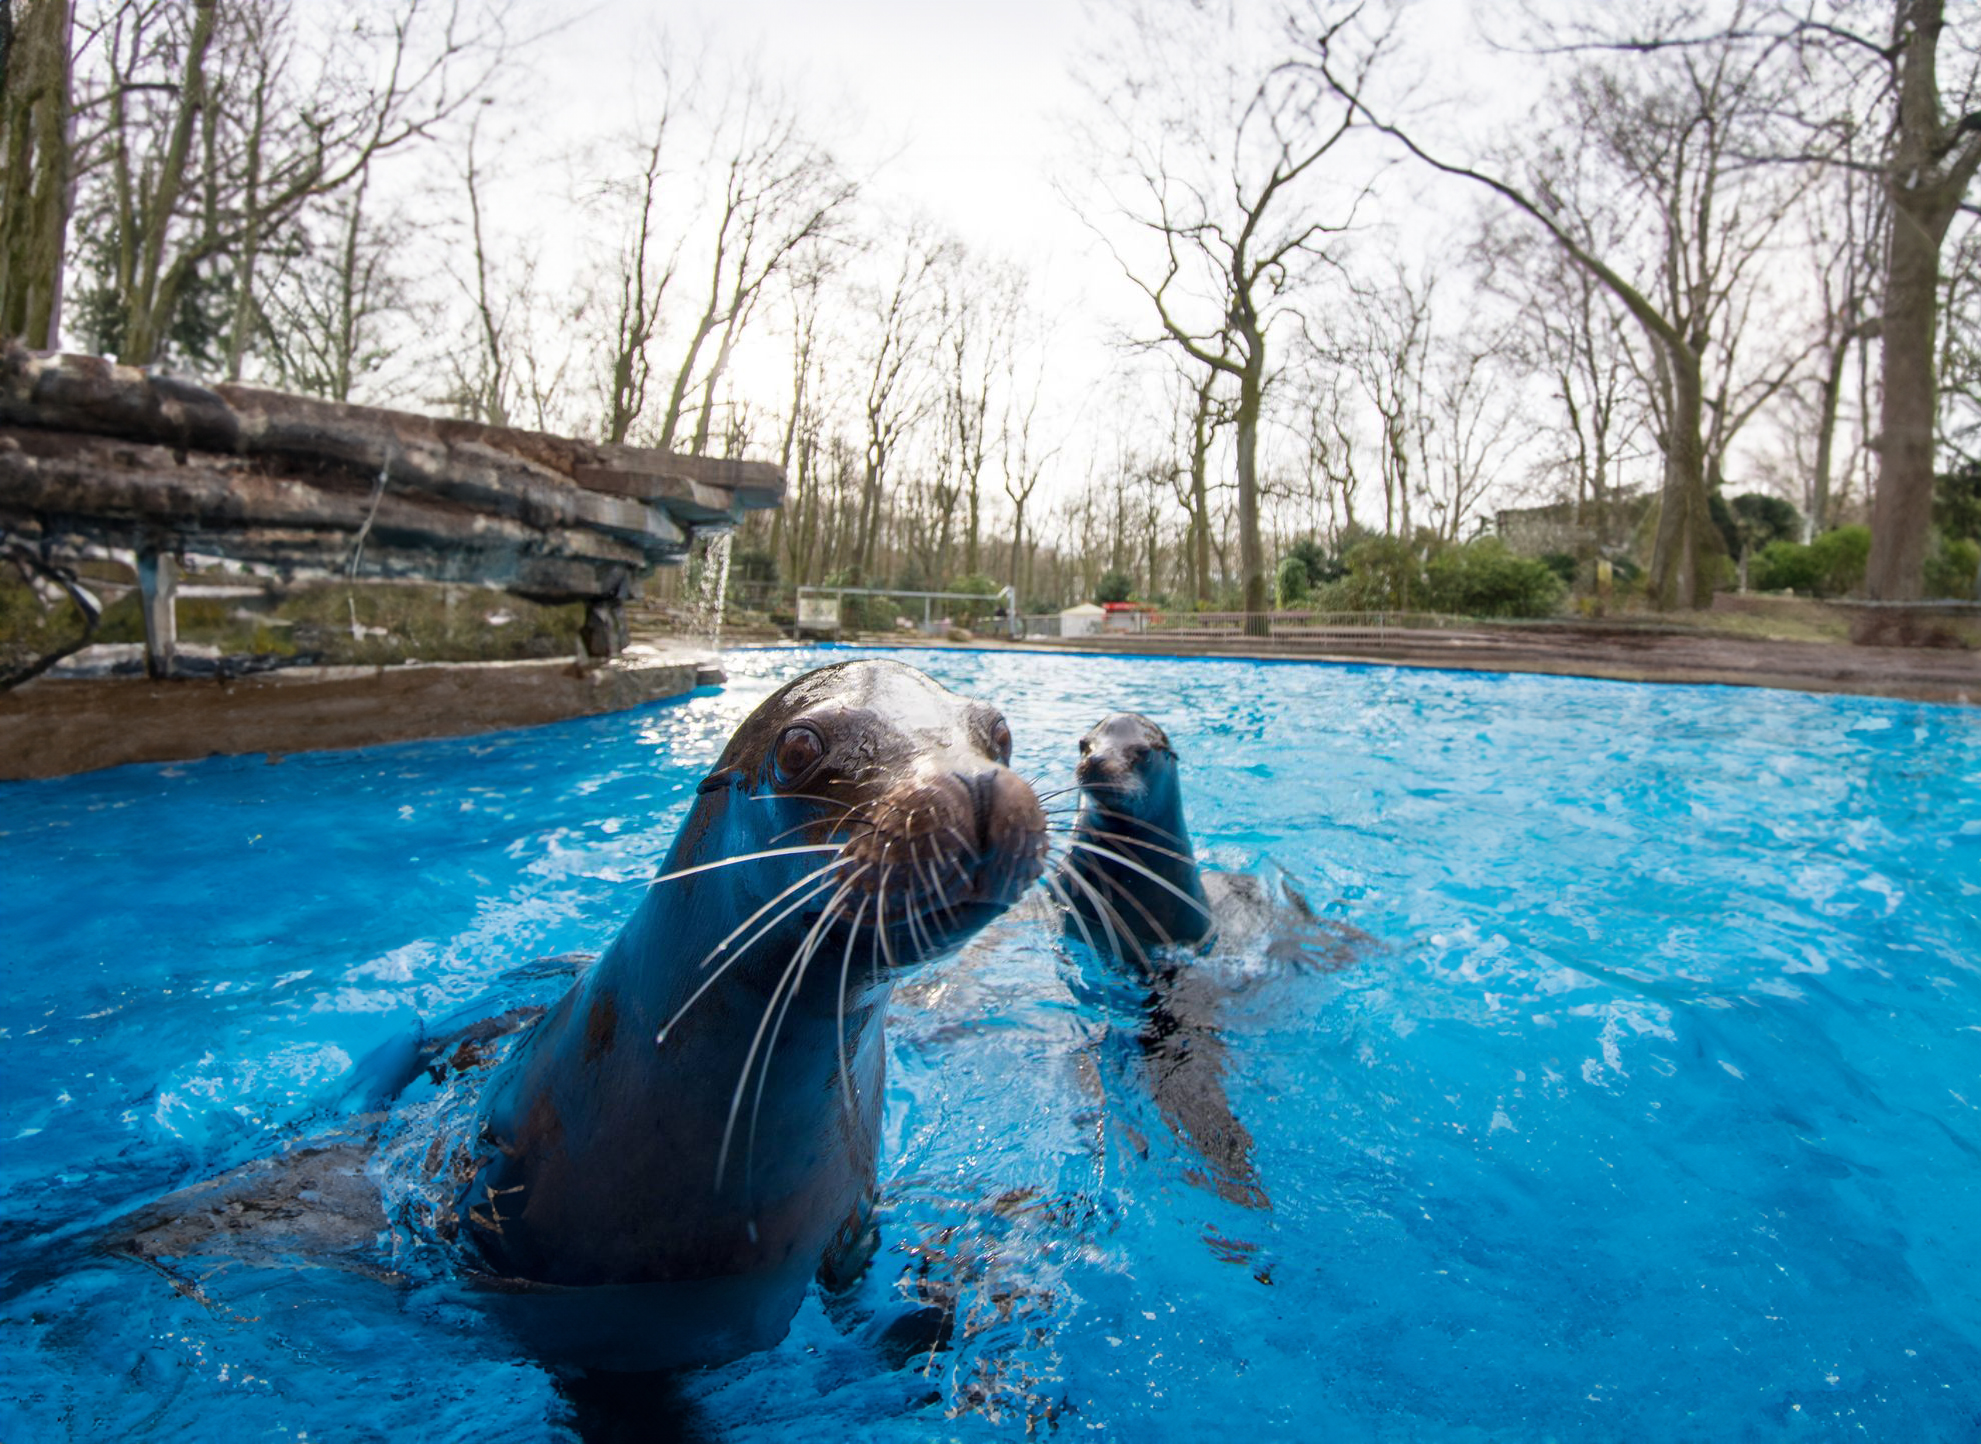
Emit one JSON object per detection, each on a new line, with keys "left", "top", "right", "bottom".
{"left": 816, "top": 1196, "right": 880, "bottom": 1295}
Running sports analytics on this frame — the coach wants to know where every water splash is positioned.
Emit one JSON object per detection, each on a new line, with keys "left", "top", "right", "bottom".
{"left": 693, "top": 530, "right": 734, "bottom": 653}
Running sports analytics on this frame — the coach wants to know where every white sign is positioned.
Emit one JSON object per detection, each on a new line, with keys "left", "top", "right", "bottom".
{"left": 797, "top": 594, "right": 841, "bottom": 633}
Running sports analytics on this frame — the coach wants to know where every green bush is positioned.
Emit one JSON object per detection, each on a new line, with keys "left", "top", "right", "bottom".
{"left": 1810, "top": 525, "right": 1871, "bottom": 594}
{"left": 1095, "top": 570, "right": 1133, "bottom": 605}
{"left": 1539, "top": 552, "right": 1579, "bottom": 585}
{"left": 1937, "top": 463, "right": 1981, "bottom": 542}
{"left": 1422, "top": 537, "right": 1565, "bottom": 619}
{"left": 1729, "top": 493, "right": 1803, "bottom": 552}
{"left": 1926, "top": 536, "right": 1981, "bottom": 599}
{"left": 1331, "top": 535, "right": 1423, "bottom": 610}
{"left": 1275, "top": 555, "right": 1311, "bottom": 608}
{"left": 1750, "top": 541, "right": 1824, "bottom": 594}
{"left": 1751, "top": 525, "right": 1871, "bottom": 597}
{"left": 1282, "top": 536, "right": 1339, "bottom": 587}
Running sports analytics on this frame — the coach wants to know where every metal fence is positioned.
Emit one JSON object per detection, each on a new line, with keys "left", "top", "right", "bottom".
{"left": 1139, "top": 610, "right": 1477, "bottom": 640}
{"left": 1005, "top": 610, "right": 1480, "bottom": 643}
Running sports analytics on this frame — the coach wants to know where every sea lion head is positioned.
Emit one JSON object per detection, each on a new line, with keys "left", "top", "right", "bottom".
{"left": 1074, "top": 712, "right": 1180, "bottom": 822}
{"left": 693, "top": 659, "right": 1048, "bottom": 961}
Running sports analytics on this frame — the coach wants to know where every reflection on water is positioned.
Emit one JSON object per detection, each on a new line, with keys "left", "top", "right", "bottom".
{"left": 3, "top": 646, "right": 1980, "bottom": 1439}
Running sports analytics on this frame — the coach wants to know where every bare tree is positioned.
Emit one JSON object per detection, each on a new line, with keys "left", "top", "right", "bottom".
{"left": 851, "top": 223, "right": 945, "bottom": 581}
{"left": 588, "top": 66, "right": 683, "bottom": 445}
{"left": 651, "top": 63, "right": 858, "bottom": 455}
{"left": 936, "top": 249, "right": 1020, "bottom": 580}
{"left": 1845, "top": 1, "right": 1981, "bottom": 596}
{"left": 1794, "top": 142, "right": 1886, "bottom": 532}
{"left": 999, "top": 338, "right": 1057, "bottom": 604}
{"left": 769, "top": 247, "right": 833, "bottom": 585}
{"left": 1345, "top": 262, "right": 1432, "bottom": 538}
{"left": 69, "top": 0, "right": 511, "bottom": 367}
{"left": 253, "top": 165, "right": 422, "bottom": 401}
{"left": 1938, "top": 214, "right": 1981, "bottom": 467}
{"left": 1292, "top": 356, "right": 1364, "bottom": 547}
{"left": 1482, "top": 214, "right": 1648, "bottom": 550}
{"left": 1419, "top": 327, "right": 1523, "bottom": 542}
{"left": 1163, "top": 359, "right": 1228, "bottom": 605}
{"left": 1080, "top": 0, "right": 1378, "bottom": 631}
{"left": 1307, "top": 1, "right": 1811, "bottom": 609}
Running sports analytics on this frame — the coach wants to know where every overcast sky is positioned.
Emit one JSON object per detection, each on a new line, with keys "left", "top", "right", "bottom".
{"left": 493, "top": 1, "right": 1737, "bottom": 519}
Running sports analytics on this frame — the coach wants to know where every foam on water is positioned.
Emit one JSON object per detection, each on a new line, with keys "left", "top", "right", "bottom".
{"left": 3, "top": 646, "right": 1979, "bottom": 1439}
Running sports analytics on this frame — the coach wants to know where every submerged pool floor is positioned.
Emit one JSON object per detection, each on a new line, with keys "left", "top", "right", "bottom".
{"left": 3, "top": 647, "right": 1979, "bottom": 1439}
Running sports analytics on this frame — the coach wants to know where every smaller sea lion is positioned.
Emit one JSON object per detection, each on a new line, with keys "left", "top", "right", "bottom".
{"left": 1052, "top": 712, "right": 1370, "bottom": 1212}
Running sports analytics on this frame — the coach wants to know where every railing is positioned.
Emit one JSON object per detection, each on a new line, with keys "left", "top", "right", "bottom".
{"left": 1147, "top": 609, "right": 1475, "bottom": 637}
{"left": 1040, "top": 610, "right": 1481, "bottom": 643}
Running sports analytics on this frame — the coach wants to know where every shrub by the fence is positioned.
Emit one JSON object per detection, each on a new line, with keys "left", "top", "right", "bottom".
{"left": 1751, "top": 526, "right": 1871, "bottom": 597}
{"left": 1421, "top": 538, "right": 1565, "bottom": 619}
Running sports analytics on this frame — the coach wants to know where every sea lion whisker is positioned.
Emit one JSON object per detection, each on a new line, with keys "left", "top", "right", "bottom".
{"left": 1058, "top": 854, "right": 1149, "bottom": 973}
{"left": 913, "top": 843, "right": 953, "bottom": 926}
{"left": 835, "top": 895, "right": 874, "bottom": 1118}
{"left": 875, "top": 862, "right": 902, "bottom": 975}
{"left": 1048, "top": 823, "right": 1199, "bottom": 868}
{"left": 1091, "top": 867, "right": 1179, "bottom": 951}
{"left": 765, "top": 809, "right": 874, "bottom": 848}
{"left": 658, "top": 873, "right": 847, "bottom": 1043}
{"left": 1067, "top": 840, "right": 1216, "bottom": 924}
{"left": 1085, "top": 804, "right": 1191, "bottom": 850}
{"left": 738, "top": 790, "right": 851, "bottom": 808}
{"left": 926, "top": 838, "right": 968, "bottom": 925}
{"left": 741, "top": 872, "right": 866, "bottom": 1188}
{"left": 649, "top": 844, "right": 842, "bottom": 887}
{"left": 716, "top": 892, "right": 841, "bottom": 1189}
{"left": 939, "top": 822, "right": 980, "bottom": 863}
{"left": 900, "top": 856, "right": 937, "bottom": 958}
{"left": 694, "top": 860, "right": 848, "bottom": 973}
{"left": 1043, "top": 871, "right": 1111, "bottom": 966}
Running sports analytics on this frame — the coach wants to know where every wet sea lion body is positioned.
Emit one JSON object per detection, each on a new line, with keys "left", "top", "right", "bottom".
{"left": 1055, "top": 712, "right": 1367, "bottom": 1212}
{"left": 110, "top": 660, "right": 1047, "bottom": 1373}
{"left": 451, "top": 659, "right": 1046, "bottom": 1366}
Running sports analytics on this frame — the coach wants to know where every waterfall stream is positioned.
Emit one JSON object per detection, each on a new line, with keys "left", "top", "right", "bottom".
{"left": 693, "top": 531, "right": 734, "bottom": 653}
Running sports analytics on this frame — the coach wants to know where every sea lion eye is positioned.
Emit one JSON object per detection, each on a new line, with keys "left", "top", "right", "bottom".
{"left": 1078, "top": 736, "right": 1092, "bottom": 755}
{"left": 773, "top": 725, "right": 825, "bottom": 786}
{"left": 989, "top": 716, "right": 1013, "bottom": 764}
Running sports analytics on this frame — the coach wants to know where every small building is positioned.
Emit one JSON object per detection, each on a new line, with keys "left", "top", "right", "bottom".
{"left": 1059, "top": 602, "right": 1105, "bottom": 638}
{"left": 1102, "top": 601, "right": 1154, "bottom": 634}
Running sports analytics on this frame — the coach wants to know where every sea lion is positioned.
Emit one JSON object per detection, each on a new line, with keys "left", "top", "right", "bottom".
{"left": 1055, "top": 713, "right": 1213, "bottom": 960}
{"left": 112, "top": 659, "right": 1048, "bottom": 1374}
{"left": 1052, "top": 712, "right": 1368, "bottom": 1212}
{"left": 450, "top": 658, "right": 1046, "bottom": 1366}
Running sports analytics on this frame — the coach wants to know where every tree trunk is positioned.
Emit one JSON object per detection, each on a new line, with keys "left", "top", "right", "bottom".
{"left": 1190, "top": 389, "right": 1212, "bottom": 606}
{"left": 1009, "top": 506, "right": 1025, "bottom": 599}
{"left": 1647, "top": 347, "right": 1718, "bottom": 609}
{"left": 1811, "top": 340, "right": 1850, "bottom": 536}
{"left": 965, "top": 479, "right": 980, "bottom": 576}
{"left": 0, "top": 0, "right": 73, "bottom": 349}
{"left": 224, "top": 72, "right": 270, "bottom": 382}
{"left": 1235, "top": 354, "right": 1267, "bottom": 635}
{"left": 1868, "top": 196, "right": 1950, "bottom": 599}
{"left": 122, "top": 0, "right": 216, "bottom": 364}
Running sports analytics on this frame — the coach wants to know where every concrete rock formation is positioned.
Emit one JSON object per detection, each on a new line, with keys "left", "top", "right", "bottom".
{"left": 0, "top": 345, "right": 782, "bottom": 668}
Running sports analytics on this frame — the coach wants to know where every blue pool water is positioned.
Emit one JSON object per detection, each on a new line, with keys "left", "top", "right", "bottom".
{"left": 3, "top": 646, "right": 1980, "bottom": 1440}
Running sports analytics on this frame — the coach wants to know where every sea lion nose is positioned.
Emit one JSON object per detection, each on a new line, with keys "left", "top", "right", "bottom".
{"left": 957, "top": 765, "right": 1046, "bottom": 902}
